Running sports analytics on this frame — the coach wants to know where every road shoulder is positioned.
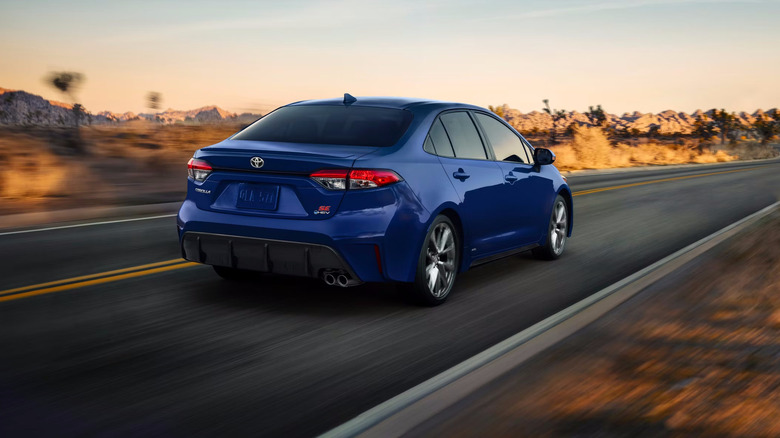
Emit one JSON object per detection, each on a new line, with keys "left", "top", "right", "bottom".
{"left": 0, "top": 201, "right": 180, "bottom": 232}
{"left": 408, "top": 209, "right": 780, "bottom": 437}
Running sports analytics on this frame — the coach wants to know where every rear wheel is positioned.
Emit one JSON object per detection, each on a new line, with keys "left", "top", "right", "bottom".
{"left": 406, "top": 216, "right": 459, "bottom": 306}
{"left": 533, "top": 195, "right": 568, "bottom": 260}
{"left": 213, "top": 265, "right": 255, "bottom": 281}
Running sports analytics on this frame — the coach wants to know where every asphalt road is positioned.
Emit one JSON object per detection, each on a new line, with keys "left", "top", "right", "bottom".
{"left": 1, "top": 159, "right": 779, "bottom": 437}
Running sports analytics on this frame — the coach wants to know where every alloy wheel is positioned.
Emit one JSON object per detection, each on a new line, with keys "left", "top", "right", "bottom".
{"left": 425, "top": 222, "right": 456, "bottom": 298}
{"left": 550, "top": 200, "right": 567, "bottom": 255}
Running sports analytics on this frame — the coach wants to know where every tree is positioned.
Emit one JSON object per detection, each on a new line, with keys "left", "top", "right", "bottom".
{"left": 72, "top": 103, "right": 85, "bottom": 126}
{"left": 647, "top": 125, "right": 660, "bottom": 139}
{"left": 542, "top": 99, "right": 567, "bottom": 144}
{"left": 711, "top": 109, "right": 738, "bottom": 145}
{"left": 46, "top": 71, "right": 84, "bottom": 129}
{"left": 147, "top": 91, "right": 162, "bottom": 112}
{"left": 692, "top": 115, "right": 717, "bottom": 142}
{"left": 752, "top": 115, "right": 779, "bottom": 145}
{"left": 585, "top": 104, "right": 607, "bottom": 127}
{"left": 46, "top": 71, "right": 86, "bottom": 153}
{"left": 487, "top": 104, "right": 507, "bottom": 120}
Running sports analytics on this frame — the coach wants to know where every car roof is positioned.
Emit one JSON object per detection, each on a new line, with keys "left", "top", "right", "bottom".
{"left": 287, "top": 96, "right": 484, "bottom": 112}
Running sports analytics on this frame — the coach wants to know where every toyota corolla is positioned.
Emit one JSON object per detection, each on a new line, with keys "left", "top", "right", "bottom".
{"left": 177, "top": 95, "right": 573, "bottom": 305}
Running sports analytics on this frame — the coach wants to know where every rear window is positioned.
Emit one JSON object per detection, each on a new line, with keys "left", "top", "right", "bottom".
{"left": 232, "top": 105, "right": 413, "bottom": 147}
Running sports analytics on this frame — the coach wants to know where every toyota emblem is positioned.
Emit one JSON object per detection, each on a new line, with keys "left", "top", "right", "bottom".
{"left": 250, "top": 157, "right": 264, "bottom": 168}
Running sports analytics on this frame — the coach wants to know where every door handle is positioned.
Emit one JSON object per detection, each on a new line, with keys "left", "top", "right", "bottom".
{"left": 452, "top": 169, "right": 470, "bottom": 181}
{"left": 504, "top": 172, "right": 518, "bottom": 183}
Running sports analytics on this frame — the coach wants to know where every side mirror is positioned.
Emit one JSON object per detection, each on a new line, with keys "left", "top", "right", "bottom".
{"left": 534, "top": 148, "right": 556, "bottom": 167}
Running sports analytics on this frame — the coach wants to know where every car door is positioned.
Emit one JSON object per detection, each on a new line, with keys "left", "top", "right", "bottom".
{"left": 473, "top": 112, "right": 548, "bottom": 247}
{"left": 428, "top": 111, "right": 509, "bottom": 257}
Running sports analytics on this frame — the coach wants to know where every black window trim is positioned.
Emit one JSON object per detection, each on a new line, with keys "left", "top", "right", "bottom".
{"left": 471, "top": 110, "right": 534, "bottom": 166}
{"left": 424, "top": 118, "right": 455, "bottom": 158}
{"left": 422, "top": 109, "right": 494, "bottom": 161}
{"left": 520, "top": 136, "right": 536, "bottom": 164}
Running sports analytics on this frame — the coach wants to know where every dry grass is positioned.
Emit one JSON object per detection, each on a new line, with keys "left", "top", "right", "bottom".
{"left": 714, "top": 141, "right": 780, "bottom": 161}
{"left": 0, "top": 131, "right": 82, "bottom": 199}
{"left": 425, "top": 211, "right": 780, "bottom": 437}
{"left": 0, "top": 123, "right": 240, "bottom": 212}
{"left": 0, "top": 123, "right": 776, "bottom": 213}
{"left": 82, "top": 120, "right": 240, "bottom": 165}
{"left": 551, "top": 126, "right": 741, "bottom": 171}
{"left": 0, "top": 122, "right": 238, "bottom": 214}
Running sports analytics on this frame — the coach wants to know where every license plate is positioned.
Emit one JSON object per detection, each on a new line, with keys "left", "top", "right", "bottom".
{"left": 236, "top": 183, "right": 280, "bottom": 211}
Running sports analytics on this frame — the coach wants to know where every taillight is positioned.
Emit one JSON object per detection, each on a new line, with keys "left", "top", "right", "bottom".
{"left": 187, "top": 158, "right": 212, "bottom": 182}
{"left": 348, "top": 170, "right": 401, "bottom": 189}
{"left": 310, "top": 169, "right": 402, "bottom": 190}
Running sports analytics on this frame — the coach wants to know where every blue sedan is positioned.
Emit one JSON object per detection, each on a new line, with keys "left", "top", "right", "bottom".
{"left": 178, "top": 94, "right": 573, "bottom": 305}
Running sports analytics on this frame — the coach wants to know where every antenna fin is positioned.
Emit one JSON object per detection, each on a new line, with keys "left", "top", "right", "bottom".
{"left": 343, "top": 93, "right": 357, "bottom": 105}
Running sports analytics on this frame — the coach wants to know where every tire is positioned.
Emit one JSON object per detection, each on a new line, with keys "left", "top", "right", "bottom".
{"left": 406, "top": 215, "right": 460, "bottom": 306}
{"left": 212, "top": 265, "right": 255, "bottom": 281}
{"left": 533, "top": 195, "right": 569, "bottom": 260}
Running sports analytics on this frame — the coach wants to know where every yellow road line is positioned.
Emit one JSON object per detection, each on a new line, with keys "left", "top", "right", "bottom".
{"left": 0, "top": 165, "right": 764, "bottom": 303}
{"left": 572, "top": 168, "right": 753, "bottom": 197}
{"left": 0, "top": 262, "right": 198, "bottom": 303}
{"left": 0, "top": 258, "right": 186, "bottom": 296}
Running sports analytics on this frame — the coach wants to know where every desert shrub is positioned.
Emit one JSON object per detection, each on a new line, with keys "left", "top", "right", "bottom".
{"left": 569, "top": 126, "right": 613, "bottom": 167}
{"left": 716, "top": 142, "right": 780, "bottom": 160}
{"left": 0, "top": 150, "right": 69, "bottom": 198}
{"left": 550, "top": 126, "right": 737, "bottom": 171}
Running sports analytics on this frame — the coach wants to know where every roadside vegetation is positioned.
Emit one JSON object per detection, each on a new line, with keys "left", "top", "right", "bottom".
{"left": 425, "top": 210, "right": 780, "bottom": 437}
{"left": 508, "top": 100, "right": 780, "bottom": 172}
{"left": 0, "top": 119, "right": 777, "bottom": 211}
{"left": 550, "top": 126, "right": 738, "bottom": 171}
{"left": 0, "top": 122, "right": 240, "bottom": 212}
{"left": 1, "top": 76, "right": 778, "bottom": 211}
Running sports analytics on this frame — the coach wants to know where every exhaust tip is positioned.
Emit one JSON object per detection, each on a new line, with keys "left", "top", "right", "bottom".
{"left": 324, "top": 273, "right": 336, "bottom": 286}
{"left": 337, "top": 275, "right": 349, "bottom": 287}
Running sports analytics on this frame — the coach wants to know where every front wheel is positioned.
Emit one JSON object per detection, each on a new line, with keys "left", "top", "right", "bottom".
{"left": 405, "top": 215, "right": 460, "bottom": 306}
{"left": 533, "top": 195, "right": 569, "bottom": 260}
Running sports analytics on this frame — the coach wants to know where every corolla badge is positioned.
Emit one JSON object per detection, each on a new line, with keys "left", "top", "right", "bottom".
{"left": 250, "top": 157, "right": 264, "bottom": 168}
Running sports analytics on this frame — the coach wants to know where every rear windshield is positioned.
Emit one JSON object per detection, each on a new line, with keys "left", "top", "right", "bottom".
{"left": 232, "top": 105, "right": 413, "bottom": 147}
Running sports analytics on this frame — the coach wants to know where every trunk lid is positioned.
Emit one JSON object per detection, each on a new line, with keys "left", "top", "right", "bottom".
{"left": 192, "top": 140, "right": 377, "bottom": 220}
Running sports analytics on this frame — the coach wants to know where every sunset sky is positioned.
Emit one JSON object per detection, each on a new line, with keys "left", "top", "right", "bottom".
{"left": 1, "top": 0, "right": 778, "bottom": 115}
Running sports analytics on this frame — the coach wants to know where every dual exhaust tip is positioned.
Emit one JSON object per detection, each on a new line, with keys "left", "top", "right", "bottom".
{"left": 323, "top": 271, "right": 355, "bottom": 287}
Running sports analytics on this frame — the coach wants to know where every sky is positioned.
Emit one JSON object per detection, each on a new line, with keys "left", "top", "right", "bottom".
{"left": 1, "top": 0, "right": 779, "bottom": 115}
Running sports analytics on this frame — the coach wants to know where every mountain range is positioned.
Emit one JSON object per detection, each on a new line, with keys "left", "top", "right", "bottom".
{"left": 0, "top": 87, "right": 260, "bottom": 126}
{"left": 1, "top": 87, "right": 775, "bottom": 135}
{"left": 494, "top": 104, "right": 777, "bottom": 135}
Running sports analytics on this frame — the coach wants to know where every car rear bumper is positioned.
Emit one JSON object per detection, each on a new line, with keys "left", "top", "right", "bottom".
{"left": 177, "top": 187, "right": 430, "bottom": 283}
{"left": 182, "top": 232, "right": 360, "bottom": 281}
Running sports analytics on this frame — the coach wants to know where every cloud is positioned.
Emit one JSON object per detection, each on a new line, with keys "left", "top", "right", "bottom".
{"left": 100, "top": 0, "right": 444, "bottom": 44}
{"left": 490, "top": 0, "right": 768, "bottom": 20}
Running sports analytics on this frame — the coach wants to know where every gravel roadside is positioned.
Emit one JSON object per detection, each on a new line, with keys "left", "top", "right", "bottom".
{"left": 410, "top": 210, "right": 780, "bottom": 437}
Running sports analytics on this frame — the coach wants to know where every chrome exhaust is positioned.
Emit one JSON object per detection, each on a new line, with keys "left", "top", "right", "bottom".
{"left": 322, "top": 270, "right": 363, "bottom": 287}
{"left": 324, "top": 273, "right": 336, "bottom": 286}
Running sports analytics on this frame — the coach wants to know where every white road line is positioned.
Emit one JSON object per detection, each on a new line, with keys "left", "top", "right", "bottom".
{"left": 321, "top": 200, "right": 780, "bottom": 438}
{"left": 0, "top": 214, "right": 177, "bottom": 237}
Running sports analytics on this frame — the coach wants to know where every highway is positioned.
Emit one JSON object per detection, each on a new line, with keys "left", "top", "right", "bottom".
{"left": 1, "top": 159, "right": 778, "bottom": 437}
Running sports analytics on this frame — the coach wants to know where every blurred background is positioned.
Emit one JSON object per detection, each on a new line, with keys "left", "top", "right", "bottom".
{"left": 1, "top": 0, "right": 779, "bottom": 214}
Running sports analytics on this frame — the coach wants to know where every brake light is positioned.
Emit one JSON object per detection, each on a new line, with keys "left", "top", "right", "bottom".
{"left": 310, "top": 169, "right": 402, "bottom": 190}
{"left": 187, "top": 158, "right": 212, "bottom": 182}
{"left": 348, "top": 170, "right": 401, "bottom": 189}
